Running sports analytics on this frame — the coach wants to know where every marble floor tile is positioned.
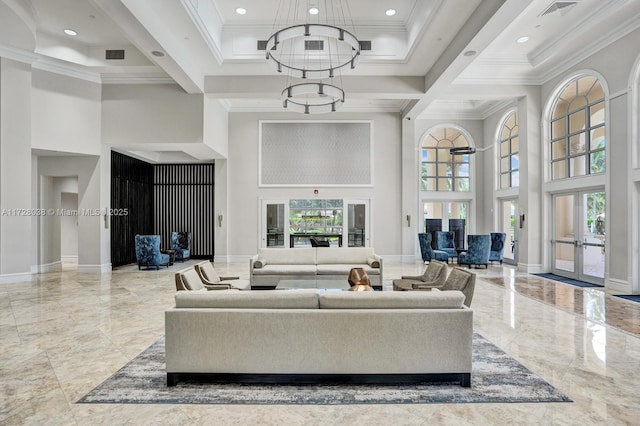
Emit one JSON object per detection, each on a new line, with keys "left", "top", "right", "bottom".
{"left": 1, "top": 261, "right": 640, "bottom": 424}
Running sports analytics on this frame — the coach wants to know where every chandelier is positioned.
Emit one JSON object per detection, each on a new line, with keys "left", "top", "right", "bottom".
{"left": 265, "top": 1, "right": 360, "bottom": 114}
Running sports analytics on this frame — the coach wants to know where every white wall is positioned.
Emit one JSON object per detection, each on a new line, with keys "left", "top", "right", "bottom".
{"left": 38, "top": 156, "right": 108, "bottom": 272}
{"left": 225, "top": 111, "right": 402, "bottom": 258}
{"left": 203, "top": 96, "right": 229, "bottom": 158}
{"left": 0, "top": 58, "right": 32, "bottom": 278}
{"left": 102, "top": 84, "right": 204, "bottom": 145}
{"left": 31, "top": 69, "right": 102, "bottom": 155}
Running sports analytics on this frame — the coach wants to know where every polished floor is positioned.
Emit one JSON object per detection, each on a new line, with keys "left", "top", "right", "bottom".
{"left": 1, "top": 260, "right": 640, "bottom": 425}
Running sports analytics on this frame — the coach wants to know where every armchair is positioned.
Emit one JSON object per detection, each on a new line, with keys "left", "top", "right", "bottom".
{"left": 171, "top": 231, "right": 191, "bottom": 262}
{"left": 194, "top": 260, "right": 250, "bottom": 290}
{"left": 440, "top": 267, "right": 476, "bottom": 307}
{"left": 418, "top": 233, "right": 449, "bottom": 263}
{"left": 458, "top": 235, "right": 491, "bottom": 269}
{"left": 489, "top": 232, "right": 507, "bottom": 264}
{"left": 436, "top": 231, "right": 458, "bottom": 259}
{"left": 392, "top": 259, "right": 448, "bottom": 291}
{"left": 135, "top": 235, "right": 170, "bottom": 270}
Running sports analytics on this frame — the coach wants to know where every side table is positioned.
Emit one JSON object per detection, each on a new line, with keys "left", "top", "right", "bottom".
{"left": 161, "top": 249, "right": 176, "bottom": 266}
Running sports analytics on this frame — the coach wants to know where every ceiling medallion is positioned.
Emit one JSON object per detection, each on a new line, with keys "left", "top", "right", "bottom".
{"left": 266, "top": 1, "right": 360, "bottom": 114}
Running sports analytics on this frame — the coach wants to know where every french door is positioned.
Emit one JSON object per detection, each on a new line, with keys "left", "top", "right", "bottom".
{"left": 552, "top": 190, "right": 605, "bottom": 285}
{"left": 499, "top": 199, "right": 518, "bottom": 265}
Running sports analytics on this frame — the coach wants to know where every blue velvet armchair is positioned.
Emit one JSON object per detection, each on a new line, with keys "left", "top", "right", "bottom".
{"left": 489, "top": 232, "right": 507, "bottom": 264}
{"left": 135, "top": 235, "right": 170, "bottom": 270}
{"left": 436, "top": 231, "right": 458, "bottom": 258}
{"left": 418, "top": 233, "right": 450, "bottom": 263}
{"left": 171, "top": 231, "right": 191, "bottom": 262}
{"left": 458, "top": 235, "right": 491, "bottom": 269}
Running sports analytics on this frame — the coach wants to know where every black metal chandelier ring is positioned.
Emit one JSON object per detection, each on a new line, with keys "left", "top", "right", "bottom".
{"left": 265, "top": 23, "right": 360, "bottom": 79}
{"left": 281, "top": 82, "right": 345, "bottom": 114}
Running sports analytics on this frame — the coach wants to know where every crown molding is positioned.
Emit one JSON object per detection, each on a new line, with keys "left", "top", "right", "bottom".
{"left": 539, "top": 10, "right": 640, "bottom": 84}
{"left": 529, "top": 0, "right": 616, "bottom": 67}
{"left": 32, "top": 60, "right": 101, "bottom": 84}
{"left": 101, "top": 72, "right": 175, "bottom": 84}
{"left": 0, "top": 44, "right": 39, "bottom": 64}
{"left": 180, "top": 0, "right": 225, "bottom": 64}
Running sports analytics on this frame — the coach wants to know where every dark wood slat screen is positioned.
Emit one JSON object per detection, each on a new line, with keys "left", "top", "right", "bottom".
{"left": 110, "top": 151, "right": 154, "bottom": 267}
{"left": 154, "top": 164, "right": 215, "bottom": 259}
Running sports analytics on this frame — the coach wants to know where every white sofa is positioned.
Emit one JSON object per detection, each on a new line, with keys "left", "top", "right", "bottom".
{"left": 250, "top": 247, "right": 383, "bottom": 289}
{"left": 165, "top": 289, "right": 473, "bottom": 387}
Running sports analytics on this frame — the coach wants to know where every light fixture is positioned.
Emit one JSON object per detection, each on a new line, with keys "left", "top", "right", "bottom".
{"left": 517, "top": 36, "right": 529, "bottom": 44}
{"left": 151, "top": 50, "right": 165, "bottom": 57}
{"left": 63, "top": 29, "right": 77, "bottom": 36}
{"left": 235, "top": 7, "right": 247, "bottom": 15}
{"left": 385, "top": 9, "right": 396, "bottom": 16}
{"left": 266, "top": 0, "right": 360, "bottom": 114}
{"left": 450, "top": 146, "right": 477, "bottom": 155}
{"left": 463, "top": 50, "right": 476, "bottom": 57}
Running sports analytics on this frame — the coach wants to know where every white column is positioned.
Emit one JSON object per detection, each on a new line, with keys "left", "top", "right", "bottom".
{"left": 0, "top": 58, "right": 32, "bottom": 279}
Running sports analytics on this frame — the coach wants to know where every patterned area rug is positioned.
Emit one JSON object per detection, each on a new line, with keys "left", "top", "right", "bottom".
{"left": 77, "top": 334, "right": 571, "bottom": 405}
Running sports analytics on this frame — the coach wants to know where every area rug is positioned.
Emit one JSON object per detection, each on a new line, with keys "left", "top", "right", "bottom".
{"left": 77, "top": 334, "right": 571, "bottom": 405}
{"left": 614, "top": 295, "right": 640, "bottom": 303}
{"left": 533, "top": 273, "right": 601, "bottom": 288}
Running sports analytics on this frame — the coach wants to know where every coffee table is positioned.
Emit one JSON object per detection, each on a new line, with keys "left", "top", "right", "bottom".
{"left": 276, "top": 278, "right": 350, "bottom": 291}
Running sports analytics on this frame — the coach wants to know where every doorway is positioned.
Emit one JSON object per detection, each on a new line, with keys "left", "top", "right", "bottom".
{"left": 499, "top": 198, "right": 518, "bottom": 265}
{"left": 552, "top": 191, "right": 605, "bottom": 285}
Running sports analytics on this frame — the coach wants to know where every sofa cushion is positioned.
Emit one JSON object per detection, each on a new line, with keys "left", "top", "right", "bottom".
{"left": 258, "top": 248, "right": 317, "bottom": 265}
{"left": 367, "top": 256, "right": 380, "bottom": 268}
{"left": 252, "top": 264, "right": 317, "bottom": 275}
{"left": 316, "top": 247, "right": 375, "bottom": 264}
{"left": 180, "top": 269, "right": 205, "bottom": 291}
{"left": 318, "top": 291, "right": 465, "bottom": 309}
{"left": 175, "top": 290, "right": 319, "bottom": 309}
{"left": 316, "top": 264, "right": 380, "bottom": 276}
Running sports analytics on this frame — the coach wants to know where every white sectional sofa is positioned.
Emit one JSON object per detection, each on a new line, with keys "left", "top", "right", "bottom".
{"left": 250, "top": 247, "right": 383, "bottom": 289}
{"left": 165, "top": 289, "right": 473, "bottom": 387}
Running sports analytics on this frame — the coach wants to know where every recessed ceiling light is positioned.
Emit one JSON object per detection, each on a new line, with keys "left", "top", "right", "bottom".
{"left": 385, "top": 9, "right": 396, "bottom": 16}
{"left": 63, "top": 29, "right": 77, "bottom": 36}
{"left": 235, "top": 7, "right": 247, "bottom": 15}
{"left": 463, "top": 50, "right": 476, "bottom": 57}
{"left": 309, "top": 7, "right": 319, "bottom": 15}
{"left": 517, "top": 36, "right": 529, "bottom": 44}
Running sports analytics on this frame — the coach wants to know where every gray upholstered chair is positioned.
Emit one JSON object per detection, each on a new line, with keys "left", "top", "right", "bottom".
{"left": 135, "top": 234, "right": 170, "bottom": 270}
{"left": 418, "top": 233, "right": 449, "bottom": 263}
{"left": 440, "top": 267, "right": 476, "bottom": 307}
{"left": 392, "top": 259, "right": 448, "bottom": 291}
{"left": 489, "top": 232, "right": 507, "bottom": 264}
{"left": 194, "top": 260, "right": 251, "bottom": 290}
{"left": 458, "top": 234, "right": 491, "bottom": 268}
{"left": 436, "top": 231, "right": 458, "bottom": 259}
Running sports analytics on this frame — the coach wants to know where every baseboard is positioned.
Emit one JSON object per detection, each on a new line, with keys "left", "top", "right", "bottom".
{"left": 517, "top": 262, "right": 544, "bottom": 274}
{"left": 77, "top": 263, "right": 112, "bottom": 273}
{"left": 38, "top": 261, "right": 62, "bottom": 273}
{"left": 0, "top": 271, "right": 33, "bottom": 284}
{"left": 381, "top": 254, "right": 404, "bottom": 263}
{"left": 61, "top": 255, "right": 78, "bottom": 263}
{"left": 607, "top": 277, "right": 630, "bottom": 294}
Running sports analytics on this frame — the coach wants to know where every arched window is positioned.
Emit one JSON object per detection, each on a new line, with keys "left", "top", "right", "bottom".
{"left": 499, "top": 111, "right": 519, "bottom": 188}
{"left": 550, "top": 75, "right": 605, "bottom": 179}
{"left": 420, "top": 127, "right": 471, "bottom": 192}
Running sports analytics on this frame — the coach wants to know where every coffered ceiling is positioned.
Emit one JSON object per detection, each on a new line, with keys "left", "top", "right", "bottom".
{"left": 2, "top": 0, "right": 640, "bottom": 161}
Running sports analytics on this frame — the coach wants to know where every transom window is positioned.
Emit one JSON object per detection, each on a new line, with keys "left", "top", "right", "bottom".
{"left": 499, "top": 112, "right": 519, "bottom": 188}
{"left": 420, "top": 127, "right": 471, "bottom": 192}
{"left": 550, "top": 75, "right": 605, "bottom": 179}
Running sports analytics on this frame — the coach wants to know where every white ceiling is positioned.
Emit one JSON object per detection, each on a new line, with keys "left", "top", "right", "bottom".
{"left": 2, "top": 0, "right": 640, "bottom": 162}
